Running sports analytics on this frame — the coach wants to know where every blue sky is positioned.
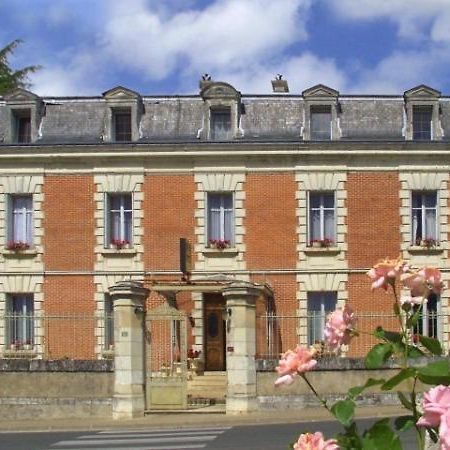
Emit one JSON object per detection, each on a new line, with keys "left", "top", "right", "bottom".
{"left": 2, "top": 0, "right": 450, "bottom": 96}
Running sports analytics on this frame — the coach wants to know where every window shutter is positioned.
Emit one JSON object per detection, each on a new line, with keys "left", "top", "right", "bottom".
{"left": 6, "top": 195, "right": 13, "bottom": 242}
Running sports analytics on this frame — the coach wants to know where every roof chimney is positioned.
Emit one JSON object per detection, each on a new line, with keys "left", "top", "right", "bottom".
{"left": 271, "top": 74, "right": 289, "bottom": 93}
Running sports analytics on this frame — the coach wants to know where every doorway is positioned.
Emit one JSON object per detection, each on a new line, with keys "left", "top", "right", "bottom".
{"left": 204, "top": 293, "right": 226, "bottom": 371}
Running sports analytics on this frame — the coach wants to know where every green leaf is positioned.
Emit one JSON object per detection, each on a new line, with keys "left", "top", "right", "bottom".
{"left": 362, "top": 419, "right": 403, "bottom": 450}
{"left": 365, "top": 343, "right": 393, "bottom": 369}
{"left": 418, "top": 335, "right": 443, "bottom": 356}
{"left": 394, "top": 415, "right": 415, "bottom": 432}
{"left": 331, "top": 399, "right": 355, "bottom": 428}
{"left": 348, "top": 378, "right": 385, "bottom": 399}
{"left": 381, "top": 368, "right": 415, "bottom": 391}
{"left": 417, "top": 359, "right": 450, "bottom": 385}
{"left": 397, "top": 391, "right": 413, "bottom": 411}
{"left": 406, "top": 345, "right": 425, "bottom": 359}
{"left": 374, "top": 326, "right": 402, "bottom": 344}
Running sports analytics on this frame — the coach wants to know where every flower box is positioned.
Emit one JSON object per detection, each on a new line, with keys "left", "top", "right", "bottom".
{"left": 208, "top": 239, "right": 231, "bottom": 250}
{"left": 5, "top": 241, "right": 30, "bottom": 251}
{"left": 110, "top": 239, "right": 130, "bottom": 250}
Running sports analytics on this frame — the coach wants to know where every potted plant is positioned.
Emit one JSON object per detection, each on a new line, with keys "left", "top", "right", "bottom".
{"left": 421, "top": 237, "right": 438, "bottom": 249}
{"left": 208, "top": 239, "right": 231, "bottom": 250}
{"left": 110, "top": 239, "right": 130, "bottom": 250}
{"left": 310, "top": 239, "right": 322, "bottom": 248}
{"left": 6, "top": 241, "right": 30, "bottom": 251}
{"left": 321, "top": 238, "right": 334, "bottom": 248}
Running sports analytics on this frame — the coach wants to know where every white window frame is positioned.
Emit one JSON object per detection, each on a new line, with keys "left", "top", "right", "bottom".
{"left": 105, "top": 193, "right": 133, "bottom": 247}
{"left": 413, "top": 293, "right": 441, "bottom": 341}
{"left": 308, "top": 191, "right": 336, "bottom": 243}
{"left": 206, "top": 192, "right": 234, "bottom": 245}
{"left": 6, "top": 293, "right": 34, "bottom": 348}
{"left": 8, "top": 194, "right": 33, "bottom": 245}
{"left": 411, "top": 191, "right": 438, "bottom": 244}
{"left": 412, "top": 105, "right": 433, "bottom": 141}
{"left": 307, "top": 292, "right": 337, "bottom": 345}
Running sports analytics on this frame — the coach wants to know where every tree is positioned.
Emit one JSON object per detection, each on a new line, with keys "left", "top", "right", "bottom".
{"left": 0, "top": 39, "right": 41, "bottom": 95}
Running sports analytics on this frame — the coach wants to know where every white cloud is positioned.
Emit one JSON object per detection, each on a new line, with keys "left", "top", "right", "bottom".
{"left": 325, "top": 0, "right": 450, "bottom": 43}
{"left": 101, "top": 0, "right": 311, "bottom": 80}
{"left": 211, "top": 53, "right": 347, "bottom": 94}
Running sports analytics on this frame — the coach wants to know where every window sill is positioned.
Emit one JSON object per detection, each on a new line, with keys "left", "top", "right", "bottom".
{"left": 101, "top": 248, "right": 137, "bottom": 256}
{"left": 303, "top": 246, "right": 341, "bottom": 256}
{"left": 3, "top": 349, "right": 37, "bottom": 358}
{"left": 202, "top": 248, "right": 239, "bottom": 256}
{"left": 2, "top": 249, "right": 38, "bottom": 257}
{"left": 408, "top": 246, "right": 444, "bottom": 255}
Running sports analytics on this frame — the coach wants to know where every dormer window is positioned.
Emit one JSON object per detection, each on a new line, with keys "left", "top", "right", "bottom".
{"left": 102, "top": 86, "right": 143, "bottom": 143}
{"left": 310, "top": 106, "right": 332, "bottom": 140}
{"left": 211, "top": 108, "right": 231, "bottom": 140}
{"left": 412, "top": 105, "right": 432, "bottom": 141}
{"left": 113, "top": 109, "right": 132, "bottom": 142}
{"left": 199, "top": 81, "right": 243, "bottom": 141}
{"left": 14, "top": 110, "right": 32, "bottom": 143}
{"left": 302, "top": 85, "right": 340, "bottom": 141}
{"left": 4, "top": 89, "right": 43, "bottom": 144}
{"left": 404, "top": 85, "right": 442, "bottom": 141}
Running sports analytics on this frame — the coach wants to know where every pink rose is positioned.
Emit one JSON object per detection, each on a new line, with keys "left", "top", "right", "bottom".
{"left": 440, "top": 409, "right": 450, "bottom": 450}
{"left": 293, "top": 432, "right": 339, "bottom": 450}
{"left": 275, "top": 346, "right": 317, "bottom": 387}
{"left": 417, "top": 385, "right": 450, "bottom": 428}
{"left": 367, "top": 257, "right": 404, "bottom": 291}
{"left": 402, "top": 267, "right": 444, "bottom": 301}
{"left": 324, "top": 305, "right": 356, "bottom": 352}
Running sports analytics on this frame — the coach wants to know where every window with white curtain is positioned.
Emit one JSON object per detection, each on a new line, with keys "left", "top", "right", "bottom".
{"left": 413, "top": 293, "right": 440, "bottom": 340}
{"left": 105, "top": 193, "right": 132, "bottom": 247}
{"left": 411, "top": 191, "right": 437, "bottom": 244}
{"left": 6, "top": 294, "right": 34, "bottom": 348}
{"left": 8, "top": 195, "right": 33, "bottom": 245}
{"left": 308, "top": 192, "right": 335, "bottom": 244}
{"left": 207, "top": 192, "right": 234, "bottom": 245}
{"left": 307, "top": 292, "right": 337, "bottom": 345}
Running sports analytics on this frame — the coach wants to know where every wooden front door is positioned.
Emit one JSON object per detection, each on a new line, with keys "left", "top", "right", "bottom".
{"left": 204, "top": 294, "right": 226, "bottom": 371}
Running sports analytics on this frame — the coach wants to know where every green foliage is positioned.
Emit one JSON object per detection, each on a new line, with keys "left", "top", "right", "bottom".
{"left": 397, "top": 391, "right": 414, "bottom": 412}
{"left": 418, "top": 335, "right": 443, "bottom": 356}
{"left": 381, "top": 368, "right": 415, "bottom": 391}
{"left": 362, "top": 419, "right": 403, "bottom": 450}
{"left": 365, "top": 343, "right": 393, "bottom": 369}
{"left": 417, "top": 359, "right": 450, "bottom": 385}
{"left": 394, "top": 415, "right": 416, "bottom": 432}
{"left": 348, "top": 378, "right": 385, "bottom": 399}
{"left": 0, "top": 39, "right": 41, "bottom": 95}
{"left": 331, "top": 399, "right": 355, "bottom": 428}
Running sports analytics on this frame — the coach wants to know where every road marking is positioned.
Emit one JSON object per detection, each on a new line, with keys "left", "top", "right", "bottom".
{"left": 77, "top": 429, "right": 226, "bottom": 439}
{"left": 97, "top": 426, "right": 231, "bottom": 434}
{"left": 51, "top": 435, "right": 217, "bottom": 446}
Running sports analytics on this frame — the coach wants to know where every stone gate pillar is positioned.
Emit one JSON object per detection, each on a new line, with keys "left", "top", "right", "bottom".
{"left": 222, "top": 282, "right": 262, "bottom": 414}
{"left": 109, "top": 281, "right": 149, "bottom": 420}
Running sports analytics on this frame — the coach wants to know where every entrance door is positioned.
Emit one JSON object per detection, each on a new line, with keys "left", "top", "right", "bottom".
{"left": 204, "top": 294, "right": 226, "bottom": 371}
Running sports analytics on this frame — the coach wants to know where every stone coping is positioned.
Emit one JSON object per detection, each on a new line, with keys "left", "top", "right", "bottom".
{"left": 0, "top": 359, "right": 114, "bottom": 372}
{"left": 256, "top": 356, "right": 448, "bottom": 372}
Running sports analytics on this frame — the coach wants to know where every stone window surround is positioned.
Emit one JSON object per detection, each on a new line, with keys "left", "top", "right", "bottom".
{"left": 0, "top": 275, "right": 43, "bottom": 357}
{"left": 0, "top": 175, "right": 44, "bottom": 258}
{"left": 199, "top": 82, "right": 243, "bottom": 140}
{"left": 3, "top": 89, "right": 44, "bottom": 144}
{"left": 399, "top": 171, "right": 449, "bottom": 353}
{"left": 297, "top": 273, "right": 347, "bottom": 347}
{"left": 102, "top": 87, "right": 143, "bottom": 142}
{"left": 93, "top": 174, "right": 144, "bottom": 258}
{"left": 403, "top": 86, "right": 443, "bottom": 141}
{"left": 296, "top": 171, "right": 347, "bottom": 261}
{"left": 302, "top": 84, "right": 341, "bottom": 141}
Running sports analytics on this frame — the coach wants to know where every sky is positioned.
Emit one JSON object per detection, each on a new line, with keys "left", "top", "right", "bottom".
{"left": 2, "top": 0, "right": 450, "bottom": 97}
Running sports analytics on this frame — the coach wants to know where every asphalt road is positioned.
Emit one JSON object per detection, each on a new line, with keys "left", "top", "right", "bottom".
{"left": 0, "top": 419, "right": 417, "bottom": 450}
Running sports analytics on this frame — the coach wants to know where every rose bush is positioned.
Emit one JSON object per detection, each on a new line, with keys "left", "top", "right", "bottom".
{"left": 277, "top": 257, "right": 449, "bottom": 449}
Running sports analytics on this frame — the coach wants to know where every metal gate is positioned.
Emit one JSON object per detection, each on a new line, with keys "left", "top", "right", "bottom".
{"left": 145, "top": 302, "right": 188, "bottom": 410}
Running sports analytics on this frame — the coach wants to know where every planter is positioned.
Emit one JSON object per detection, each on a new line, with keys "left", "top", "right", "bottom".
{"left": 311, "top": 241, "right": 321, "bottom": 248}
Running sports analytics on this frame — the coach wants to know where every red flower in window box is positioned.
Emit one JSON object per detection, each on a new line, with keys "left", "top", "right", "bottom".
{"left": 309, "top": 238, "right": 334, "bottom": 248}
{"left": 111, "top": 239, "right": 130, "bottom": 250}
{"left": 6, "top": 241, "right": 30, "bottom": 251}
{"left": 208, "top": 239, "right": 230, "bottom": 250}
{"left": 187, "top": 349, "right": 201, "bottom": 359}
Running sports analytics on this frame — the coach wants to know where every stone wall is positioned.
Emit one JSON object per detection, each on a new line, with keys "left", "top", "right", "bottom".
{"left": 256, "top": 357, "right": 431, "bottom": 411}
{"left": 0, "top": 359, "right": 113, "bottom": 420}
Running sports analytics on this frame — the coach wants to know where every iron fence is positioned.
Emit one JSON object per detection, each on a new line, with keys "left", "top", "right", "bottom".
{"left": 256, "top": 311, "right": 445, "bottom": 359}
{"left": 0, "top": 313, "right": 114, "bottom": 360}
